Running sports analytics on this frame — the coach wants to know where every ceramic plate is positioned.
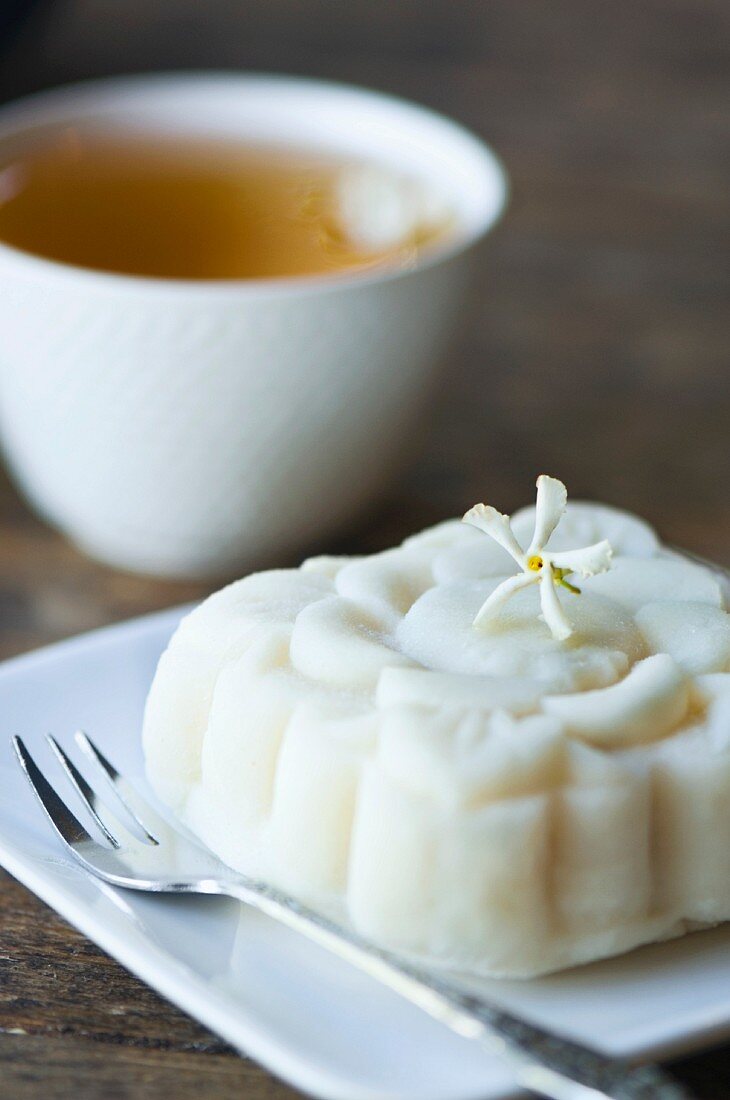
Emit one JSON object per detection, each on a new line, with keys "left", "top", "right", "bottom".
{"left": 1, "top": 607, "right": 730, "bottom": 1100}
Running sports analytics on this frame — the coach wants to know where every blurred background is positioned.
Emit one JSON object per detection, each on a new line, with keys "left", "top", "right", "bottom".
{"left": 0, "top": 0, "right": 727, "bottom": 658}
{"left": 0, "top": 4, "right": 729, "bottom": 1098}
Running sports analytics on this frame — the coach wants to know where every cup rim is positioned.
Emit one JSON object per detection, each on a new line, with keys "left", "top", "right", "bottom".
{"left": 0, "top": 70, "right": 508, "bottom": 298}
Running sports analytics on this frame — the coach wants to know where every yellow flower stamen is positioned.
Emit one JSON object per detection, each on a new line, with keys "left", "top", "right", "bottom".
{"left": 527, "top": 555, "right": 543, "bottom": 572}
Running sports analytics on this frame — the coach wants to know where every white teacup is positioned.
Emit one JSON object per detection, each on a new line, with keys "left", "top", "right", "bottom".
{"left": 0, "top": 73, "right": 506, "bottom": 578}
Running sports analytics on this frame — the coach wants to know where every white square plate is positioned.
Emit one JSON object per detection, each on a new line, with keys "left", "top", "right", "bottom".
{"left": 1, "top": 607, "right": 730, "bottom": 1100}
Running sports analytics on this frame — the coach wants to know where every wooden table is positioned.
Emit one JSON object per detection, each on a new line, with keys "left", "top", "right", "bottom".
{"left": 0, "top": 1, "right": 728, "bottom": 1096}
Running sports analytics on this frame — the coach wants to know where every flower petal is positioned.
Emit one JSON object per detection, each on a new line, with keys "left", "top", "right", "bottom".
{"left": 547, "top": 539, "right": 613, "bottom": 577}
{"left": 527, "top": 475, "right": 567, "bottom": 555}
{"left": 473, "top": 571, "right": 537, "bottom": 627}
{"left": 462, "top": 504, "right": 525, "bottom": 566}
{"left": 539, "top": 567, "right": 572, "bottom": 640}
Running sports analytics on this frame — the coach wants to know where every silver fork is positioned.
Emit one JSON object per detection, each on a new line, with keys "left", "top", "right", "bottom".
{"left": 13, "top": 731, "right": 691, "bottom": 1100}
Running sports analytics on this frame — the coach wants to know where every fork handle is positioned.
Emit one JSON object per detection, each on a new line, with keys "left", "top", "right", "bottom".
{"left": 222, "top": 878, "right": 690, "bottom": 1100}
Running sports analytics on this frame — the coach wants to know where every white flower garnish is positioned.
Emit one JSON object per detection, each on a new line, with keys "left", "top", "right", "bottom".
{"left": 336, "top": 165, "right": 450, "bottom": 251}
{"left": 462, "top": 475, "right": 613, "bottom": 641}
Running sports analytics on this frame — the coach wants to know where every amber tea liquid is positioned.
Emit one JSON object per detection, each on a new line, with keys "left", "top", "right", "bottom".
{"left": 0, "top": 130, "right": 449, "bottom": 280}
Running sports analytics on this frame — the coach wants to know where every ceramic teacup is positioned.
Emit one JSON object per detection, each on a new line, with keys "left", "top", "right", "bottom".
{"left": 0, "top": 73, "right": 507, "bottom": 577}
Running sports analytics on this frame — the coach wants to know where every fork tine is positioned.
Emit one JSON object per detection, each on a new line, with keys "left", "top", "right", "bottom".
{"left": 74, "top": 731, "right": 159, "bottom": 844}
{"left": 46, "top": 735, "right": 121, "bottom": 848}
{"left": 12, "top": 736, "right": 97, "bottom": 850}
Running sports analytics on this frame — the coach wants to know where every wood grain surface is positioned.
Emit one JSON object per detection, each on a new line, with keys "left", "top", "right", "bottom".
{"left": 0, "top": 1, "right": 728, "bottom": 1096}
